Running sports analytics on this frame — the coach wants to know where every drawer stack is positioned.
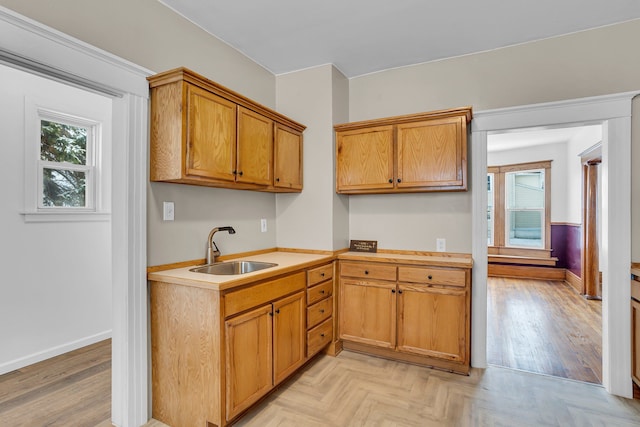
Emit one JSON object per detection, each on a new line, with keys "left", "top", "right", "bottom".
{"left": 306, "top": 263, "right": 334, "bottom": 356}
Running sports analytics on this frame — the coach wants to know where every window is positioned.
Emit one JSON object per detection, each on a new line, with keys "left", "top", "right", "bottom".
{"left": 39, "top": 117, "right": 95, "bottom": 209}
{"left": 23, "top": 93, "right": 112, "bottom": 222}
{"left": 488, "top": 161, "right": 551, "bottom": 255}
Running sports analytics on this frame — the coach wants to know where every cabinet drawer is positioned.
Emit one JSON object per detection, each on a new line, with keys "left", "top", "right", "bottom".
{"left": 307, "top": 296, "right": 333, "bottom": 329}
{"left": 307, "top": 280, "right": 333, "bottom": 305}
{"left": 308, "top": 263, "right": 333, "bottom": 287}
{"left": 225, "top": 272, "right": 306, "bottom": 317}
{"left": 398, "top": 266, "right": 466, "bottom": 287}
{"left": 307, "top": 318, "right": 332, "bottom": 356}
{"left": 340, "top": 262, "right": 396, "bottom": 281}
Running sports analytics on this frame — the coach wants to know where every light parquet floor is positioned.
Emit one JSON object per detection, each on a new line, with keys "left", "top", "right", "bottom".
{"left": 147, "top": 350, "right": 640, "bottom": 427}
{"left": 487, "top": 277, "right": 602, "bottom": 384}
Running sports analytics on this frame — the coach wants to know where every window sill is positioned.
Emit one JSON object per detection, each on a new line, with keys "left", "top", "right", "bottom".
{"left": 21, "top": 211, "right": 111, "bottom": 223}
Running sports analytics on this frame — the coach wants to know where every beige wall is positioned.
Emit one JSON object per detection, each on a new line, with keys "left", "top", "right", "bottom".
{"left": 275, "top": 65, "right": 349, "bottom": 251}
{"left": 349, "top": 20, "right": 640, "bottom": 257}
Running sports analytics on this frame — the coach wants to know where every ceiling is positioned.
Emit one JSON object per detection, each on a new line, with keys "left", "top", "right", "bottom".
{"left": 158, "top": 0, "right": 640, "bottom": 78}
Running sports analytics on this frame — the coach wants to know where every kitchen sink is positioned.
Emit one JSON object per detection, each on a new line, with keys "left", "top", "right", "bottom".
{"left": 189, "top": 260, "right": 278, "bottom": 275}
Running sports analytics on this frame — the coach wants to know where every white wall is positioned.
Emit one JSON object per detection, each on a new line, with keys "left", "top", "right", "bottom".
{"left": 566, "top": 126, "right": 603, "bottom": 223}
{"left": 0, "top": 64, "right": 112, "bottom": 373}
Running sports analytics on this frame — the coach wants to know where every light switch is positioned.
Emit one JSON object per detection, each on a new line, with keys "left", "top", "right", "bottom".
{"left": 436, "top": 238, "right": 446, "bottom": 252}
{"left": 261, "top": 218, "right": 267, "bottom": 232}
{"left": 163, "top": 201, "right": 175, "bottom": 221}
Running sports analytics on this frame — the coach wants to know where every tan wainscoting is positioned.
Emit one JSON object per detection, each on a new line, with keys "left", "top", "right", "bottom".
{"left": 488, "top": 264, "right": 566, "bottom": 281}
{"left": 565, "top": 269, "right": 584, "bottom": 294}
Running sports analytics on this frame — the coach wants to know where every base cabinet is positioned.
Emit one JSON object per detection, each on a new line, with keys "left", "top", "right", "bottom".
{"left": 338, "top": 258, "right": 471, "bottom": 374}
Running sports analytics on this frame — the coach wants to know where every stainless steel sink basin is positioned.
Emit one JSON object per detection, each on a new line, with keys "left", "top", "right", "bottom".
{"left": 189, "top": 260, "right": 278, "bottom": 275}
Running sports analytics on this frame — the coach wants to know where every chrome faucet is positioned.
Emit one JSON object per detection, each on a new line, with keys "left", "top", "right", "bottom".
{"left": 206, "top": 226, "right": 236, "bottom": 264}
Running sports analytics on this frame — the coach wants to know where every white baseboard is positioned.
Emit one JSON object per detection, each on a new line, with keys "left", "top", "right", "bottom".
{"left": 0, "top": 330, "right": 112, "bottom": 375}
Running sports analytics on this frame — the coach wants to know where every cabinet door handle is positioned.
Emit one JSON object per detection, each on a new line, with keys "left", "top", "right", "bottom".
{"left": 276, "top": 177, "right": 280, "bottom": 182}
{"left": 364, "top": 270, "right": 369, "bottom": 275}
{"left": 269, "top": 312, "right": 274, "bottom": 317}
{"left": 319, "top": 309, "right": 325, "bottom": 314}
{"left": 388, "top": 178, "right": 393, "bottom": 183}
{"left": 320, "top": 273, "right": 325, "bottom": 277}
{"left": 320, "top": 333, "right": 325, "bottom": 338}
{"left": 320, "top": 290, "right": 326, "bottom": 294}
{"left": 428, "top": 275, "right": 433, "bottom": 280}
{"left": 238, "top": 171, "right": 244, "bottom": 176}
{"left": 397, "top": 178, "right": 402, "bottom": 183}
{"left": 275, "top": 309, "right": 280, "bottom": 314}
{"left": 232, "top": 170, "right": 237, "bottom": 175}
{"left": 391, "top": 289, "right": 396, "bottom": 294}
{"left": 398, "top": 290, "right": 403, "bottom": 294}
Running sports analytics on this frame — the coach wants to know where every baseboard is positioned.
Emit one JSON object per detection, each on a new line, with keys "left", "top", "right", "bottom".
{"left": 0, "top": 330, "right": 112, "bottom": 375}
{"left": 488, "top": 264, "right": 566, "bottom": 281}
{"left": 565, "top": 270, "right": 584, "bottom": 294}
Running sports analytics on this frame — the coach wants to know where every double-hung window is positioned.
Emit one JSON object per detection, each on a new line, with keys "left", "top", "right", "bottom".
{"left": 39, "top": 115, "right": 96, "bottom": 209}
{"left": 488, "top": 161, "right": 552, "bottom": 256}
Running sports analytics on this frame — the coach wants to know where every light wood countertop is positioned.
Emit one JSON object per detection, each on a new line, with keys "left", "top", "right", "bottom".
{"left": 147, "top": 251, "right": 334, "bottom": 291}
{"left": 338, "top": 251, "right": 473, "bottom": 268}
{"left": 631, "top": 263, "right": 640, "bottom": 278}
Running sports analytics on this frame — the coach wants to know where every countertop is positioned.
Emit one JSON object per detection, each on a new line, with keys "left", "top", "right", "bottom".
{"left": 338, "top": 251, "right": 473, "bottom": 268}
{"left": 632, "top": 263, "right": 640, "bottom": 278}
{"left": 147, "top": 250, "right": 334, "bottom": 291}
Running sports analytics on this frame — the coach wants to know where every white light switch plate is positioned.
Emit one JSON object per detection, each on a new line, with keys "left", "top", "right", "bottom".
{"left": 260, "top": 218, "right": 267, "bottom": 232}
{"left": 163, "top": 201, "right": 175, "bottom": 221}
{"left": 436, "top": 238, "right": 446, "bottom": 252}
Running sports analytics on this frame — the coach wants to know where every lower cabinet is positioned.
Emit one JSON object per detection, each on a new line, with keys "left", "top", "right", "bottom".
{"left": 338, "top": 259, "right": 471, "bottom": 374}
{"left": 150, "top": 267, "right": 324, "bottom": 427}
{"left": 225, "top": 291, "right": 305, "bottom": 420}
{"left": 632, "top": 297, "right": 640, "bottom": 386}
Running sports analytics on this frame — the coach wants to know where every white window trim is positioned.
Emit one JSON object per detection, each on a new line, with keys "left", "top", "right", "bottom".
{"left": 23, "top": 99, "right": 110, "bottom": 222}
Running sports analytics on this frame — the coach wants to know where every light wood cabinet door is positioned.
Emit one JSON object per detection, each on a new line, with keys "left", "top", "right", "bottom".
{"left": 397, "top": 116, "right": 466, "bottom": 190}
{"left": 186, "top": 84, "right": 237, "bottom": 181}
{"left": 237, "top": 106, "right": 273, "bottom": 186}
{"left": 397, "top": 283, "right": 466, "bottom": 362}
{"left": 336, "top": 125, "right": 394, "bottom": 192}
{"left": 339, "top": 279, "right": 396, "bottom": 349}
{"left": 273, "top": 292, "right": 306, "bottom": 385}
{"left": 632, "top": 298, "right": 640, "bottom": 385}
{"left": 225, "top": 304, "right": 273, "bottom": 421}
{"left": 274, "top": 124, "right": 303, "bottom": 190}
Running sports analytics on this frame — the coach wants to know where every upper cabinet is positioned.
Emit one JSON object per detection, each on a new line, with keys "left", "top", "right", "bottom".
{"left": 335, "top": 107, "right": 472, "bottom": 194}
{"left": 148, "top": 68, "right": 305, "bottom": 193}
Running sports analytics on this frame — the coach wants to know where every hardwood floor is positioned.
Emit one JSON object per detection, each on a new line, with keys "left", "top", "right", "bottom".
{"left": 0, "top": 339, "right": 111, "bottom": 426}
{"left": 487, "top": 277, "right": 602, "bottom": 383}
{"left": 3, "top": 336, "right": 639, "bottom": 427}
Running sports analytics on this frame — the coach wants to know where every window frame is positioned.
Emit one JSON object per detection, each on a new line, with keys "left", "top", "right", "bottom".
{"left": 488, "top": 160, "right": 552, "bottom": 257}
{"left": 23, "top": 97, "right": 110, "bottom": 222}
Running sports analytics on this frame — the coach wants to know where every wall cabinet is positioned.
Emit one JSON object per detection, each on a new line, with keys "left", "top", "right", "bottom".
{"left": 335, "top": 107, "right": 472, "bottom": 194}
{"left": 148, "top": 67, "right": 305, "bottom": 192}
{"left": 338, "top": 259, "right": 471, "bottom": 374}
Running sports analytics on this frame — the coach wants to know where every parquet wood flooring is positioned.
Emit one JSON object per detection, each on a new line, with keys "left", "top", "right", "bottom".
{"left": 148, "top": 351, "right": 640, "bottom": 427}
{"left": 487, "top": 277, "right": 602, "bottom": 383}
{"left": 0, "top": 339, "right": 111, "bottom": 427}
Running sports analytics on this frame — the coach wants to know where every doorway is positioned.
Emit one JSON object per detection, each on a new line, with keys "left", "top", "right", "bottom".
{"left": 471, "top": 93, "right": 635, "bottom": 398}
{"left": 485, "top": 125, "right": 603, "bottom": 384}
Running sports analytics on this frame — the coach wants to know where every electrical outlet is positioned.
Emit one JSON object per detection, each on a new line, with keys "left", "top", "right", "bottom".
{"left": 436, "top": 238, "right": 446, "bottom": 252}
{"left": 260, "top": 218, "right": 267, "bottom": 233}
{"left": 163, "top": 201, "right": 175, "bottom": 221}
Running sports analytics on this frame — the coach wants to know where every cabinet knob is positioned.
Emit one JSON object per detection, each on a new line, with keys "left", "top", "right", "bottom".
{"left": 398, "top": 290, "right": 403, "bottom": 294}
{"left": 388, "top": 178, "right": 393, "bottom": 183}
{"left": 320, "top": 273, "right": 325, "bottom": 277}
{"left": 320, "top": 309, "right": 325, "bottom": 314}
{"left": 364, "top": 270, "right": 369, "bottom": 275}
{"left": 239, "top": 171, "right": 244, "bottom": 176}
{"left": 232, "top": 170, "right": 237, "bottom": 175}
{"left": 397, "top": 178, "right": 402, "bottom": 183}
{"left": 428, "top": 275, "right": 433, "bottom": 280}
{"left": 320, "top": 333, "right": 325, "bottom": 338}
{"left": 269, "top": 312, "right": 274, "bottom": 317}
{"left": 391, "top": 289, "right": 396, "bottom": 294}
{"left": 320, "top": 290, "right": 325, "bottom": 294}
{"left": 276, "top": 177, "right": 280, "bottom": 182}
{"left": 275, "top": 309, "right": 280, "bottom": 314}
